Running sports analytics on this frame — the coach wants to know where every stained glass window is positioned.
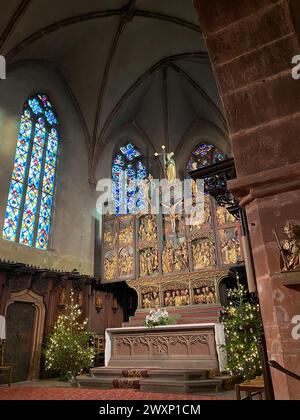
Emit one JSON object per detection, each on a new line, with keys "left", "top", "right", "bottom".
{"left": 186, "top": 142, "right": 225, "bottom": 174}
{"left": 3, "top": 94, "right": 59, "bottom": 250}
{"left": 112, "top": 143, "right": 147, "bottom": 215}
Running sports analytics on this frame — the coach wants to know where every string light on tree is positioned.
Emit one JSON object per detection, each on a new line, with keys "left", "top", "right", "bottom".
{"left": 45, "top": 289, "right": 95, "bottom": 382}
{"left": 220, "top": 275, "right": 263, "bottom": 380}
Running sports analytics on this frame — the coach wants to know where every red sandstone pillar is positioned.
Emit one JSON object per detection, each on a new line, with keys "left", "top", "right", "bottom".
{"left": 194, "top": 0, "right": 300, "bottom": 399}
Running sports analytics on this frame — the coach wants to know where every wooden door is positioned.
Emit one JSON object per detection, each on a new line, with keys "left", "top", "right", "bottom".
{"left": 4, "top": 302, "right": 35, "bottom": 383}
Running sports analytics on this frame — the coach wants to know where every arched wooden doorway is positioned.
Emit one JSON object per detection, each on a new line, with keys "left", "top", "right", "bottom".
{"left": 5, "top": 290, "right": 46, "bottom": 382}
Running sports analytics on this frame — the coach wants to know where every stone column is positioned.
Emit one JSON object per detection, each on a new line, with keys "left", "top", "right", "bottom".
{"left": 194, "top": 0, "right": 300, "bottom": 399}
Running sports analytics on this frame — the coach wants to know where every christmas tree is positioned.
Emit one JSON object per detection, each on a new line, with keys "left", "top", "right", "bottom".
{"left": 220, "top": 278, "right": 263, "bottom": 380}
{"left": 45, "top": 290, "right": 95, "bottom": 382}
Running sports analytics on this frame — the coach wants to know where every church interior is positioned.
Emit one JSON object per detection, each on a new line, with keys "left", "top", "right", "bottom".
{"left": 0, "top": 0, "right": 300, "bottom": 402}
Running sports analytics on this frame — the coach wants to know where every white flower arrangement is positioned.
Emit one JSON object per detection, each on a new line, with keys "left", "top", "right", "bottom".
{"left": 144, "top": 308, "right": 174, "bottom": 328}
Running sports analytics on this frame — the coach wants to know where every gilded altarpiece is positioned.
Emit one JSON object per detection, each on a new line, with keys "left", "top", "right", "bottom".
{"left": 102, "top": 196, "right": 242, "bottom": 308}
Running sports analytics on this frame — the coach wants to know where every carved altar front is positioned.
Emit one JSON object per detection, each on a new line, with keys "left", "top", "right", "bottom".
{"left": 105, "top": 323, "right": 226, "bottom": 371}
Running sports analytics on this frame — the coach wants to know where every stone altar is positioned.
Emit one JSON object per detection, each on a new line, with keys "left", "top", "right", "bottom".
{"left": 105, "top": 323, "right": 226, "bottom": 372}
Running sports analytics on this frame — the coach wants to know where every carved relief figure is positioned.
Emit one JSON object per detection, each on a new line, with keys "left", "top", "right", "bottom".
{"left": 162, "top": 241, "right": 189, "bottom": 274}
{"left": 139, "top": 248, "right": 159, "bottom": 277}
{"left": 142, "top": 290, "right": 160, "bottom": 309}
{"left": 104, "top": 252, "right": 117, "bottom": 280}
{"left": 280, "top": 221, "right": 300, "bottom": 271}
{"left": 119, "top": 247, "right": 134, "bottom": 277}
{"left": 142, "top": 293, "right": 151, "bottom": 309}
{"left": 164, "top": 291, "right": 174, "bottom": 307}
{"left": 119, "top": 219, "right": 133, "bottom": 244}
{"left": 194, "top": 286, "right": 216, "bottom": 305}
{"left": 189, "top": 196, "right": 212, "bottom": 233}
{"left": 175, "top": 290, "right": 182, "bottom": 306}
{"left": 162, "top": 241, "right": 175, "bottom": 274}
{"left": 103, "top": 224, "right": 115, "bottom": 247}
{"left": 217, "top": 206, "right": 235, "bottom": 226}
{"left": 220, "top": 229, "right": 241, "bottom": 265}
{"left": 192, "top": 239, "right": 215, "bottom": 270}
{"left": 139, "top": 215, "right": 157, "bottom": 242}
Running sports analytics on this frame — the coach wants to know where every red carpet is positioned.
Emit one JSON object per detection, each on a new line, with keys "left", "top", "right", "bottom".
{"left": 0, "top": 387, "right": 232, "bottom": 400}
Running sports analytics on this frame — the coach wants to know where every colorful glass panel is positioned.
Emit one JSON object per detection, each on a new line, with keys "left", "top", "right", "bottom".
{"left": 186, "top": 143, "right": 225, "bottom": 174}
{"left": 3, "top": 94, "right": 59, "bottom": 249}
{"left": 120, "top": 143, "right": 141, "bottom": 161}
{"left": 112, "top": 143, "right": 147, "bottom": 215}
{"left": 28, "top": 98, "right": 43, "bottom": 115}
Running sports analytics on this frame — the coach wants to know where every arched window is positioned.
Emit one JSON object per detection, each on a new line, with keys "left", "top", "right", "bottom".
{"left": 3, "top": 94, "right": 59, "bottom": 250}
{"left": 186, "top": 142, "right": 225, "bottom": 174}
{"left": 112, "top": 143, "right": 147, "bottom": 215}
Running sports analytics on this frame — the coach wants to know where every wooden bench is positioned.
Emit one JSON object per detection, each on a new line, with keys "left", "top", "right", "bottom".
{"left": 235, "top": 376, "right": 265, "bottom": 400}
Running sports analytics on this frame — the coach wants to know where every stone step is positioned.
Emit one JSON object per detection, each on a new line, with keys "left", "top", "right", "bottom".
{"left": 139, "top": 378, "right": 223, "bottom": 394}
{"left": 148, "top": 369, "right": 208, "bottom": 381}
{"left": 90, "top": 367, "right": 151, "bottom": 378}
{"left": 76, "top": 375, "right": 115, "bottom": 389}
{"left": 77, "top": 371, "right": 224, "bottom": 394}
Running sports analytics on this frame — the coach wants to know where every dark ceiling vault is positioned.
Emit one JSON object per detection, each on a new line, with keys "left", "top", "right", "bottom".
{"left": 1, "top": 1, "right": 227, "bottom": 182}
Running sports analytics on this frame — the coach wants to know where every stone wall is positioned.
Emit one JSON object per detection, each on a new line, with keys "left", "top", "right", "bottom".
{"left": 194, "top": 0, "right": 300, "bottom": 400}
{"left": 0, "top": 62, "right": 95, "bottom": 275}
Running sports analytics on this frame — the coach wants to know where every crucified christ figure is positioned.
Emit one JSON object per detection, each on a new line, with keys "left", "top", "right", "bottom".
{"left": 161, "top": 199, "right": 183, "bottom": 233}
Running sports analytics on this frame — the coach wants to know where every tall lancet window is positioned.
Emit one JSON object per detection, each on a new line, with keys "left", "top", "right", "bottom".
{"left": 112, "top": 143, "right": 147, "bottom": 215}
{"left": 3, "top": 94, "right": 59, "bottom": 250}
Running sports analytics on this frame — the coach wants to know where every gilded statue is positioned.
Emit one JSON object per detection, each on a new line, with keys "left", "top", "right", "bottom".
{"left": 164, "top": 291, "right": 173, "bottom": 307}
{"left": 165, "top": 152, "right": 176, "bottom": 183}
{"left": 192, "top": 240, "right": 215, "bottom": 269}
{"left": 119, "top": 248, "right": 134, "bottom": 276}
{"left": 162, "top": 241, "right": 189, "bottom": 274}
{"left": 194, "top": 286, "right": 216, "bottom": 305}
{"left": 276, "top": 221, "right": 300, "bottom": 271}
{"left": 104, "top": 227, "right": 114, "bottom": 246}
{"left": 221, "top": 235, "right": 240, "bottom": 265}
{"left": 162, "top": 241, "right": 174, "bottom": 273}
{"left": 217, "top": 206, "right": 235, "bottom": 225}
{"left": 174, "top": 290, "right": 182, "bottom": 306}
{"left": 142, "top": 291, "right": 160, "bottom": 309}
{"left": 119, "top": 222, "right": 133, "bottom": 244}
{"left": 161, "top": 199, "right": 183, "bottom": 233}
{"left": 104, "top": 255, "right": 117, "bottom": 280}
{"left": 139, "top": 215, "right": 157, "bottom": 242}
{"left": 139, "top": 248, "right": 158, "bottom": 277}
{"left": 189, "top": 197, "right": 211, "bottom": 231}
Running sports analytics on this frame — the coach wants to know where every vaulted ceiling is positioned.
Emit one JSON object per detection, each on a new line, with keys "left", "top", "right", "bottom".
{"left": 0, "top": 0, "right": 228, "bottom": 179}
